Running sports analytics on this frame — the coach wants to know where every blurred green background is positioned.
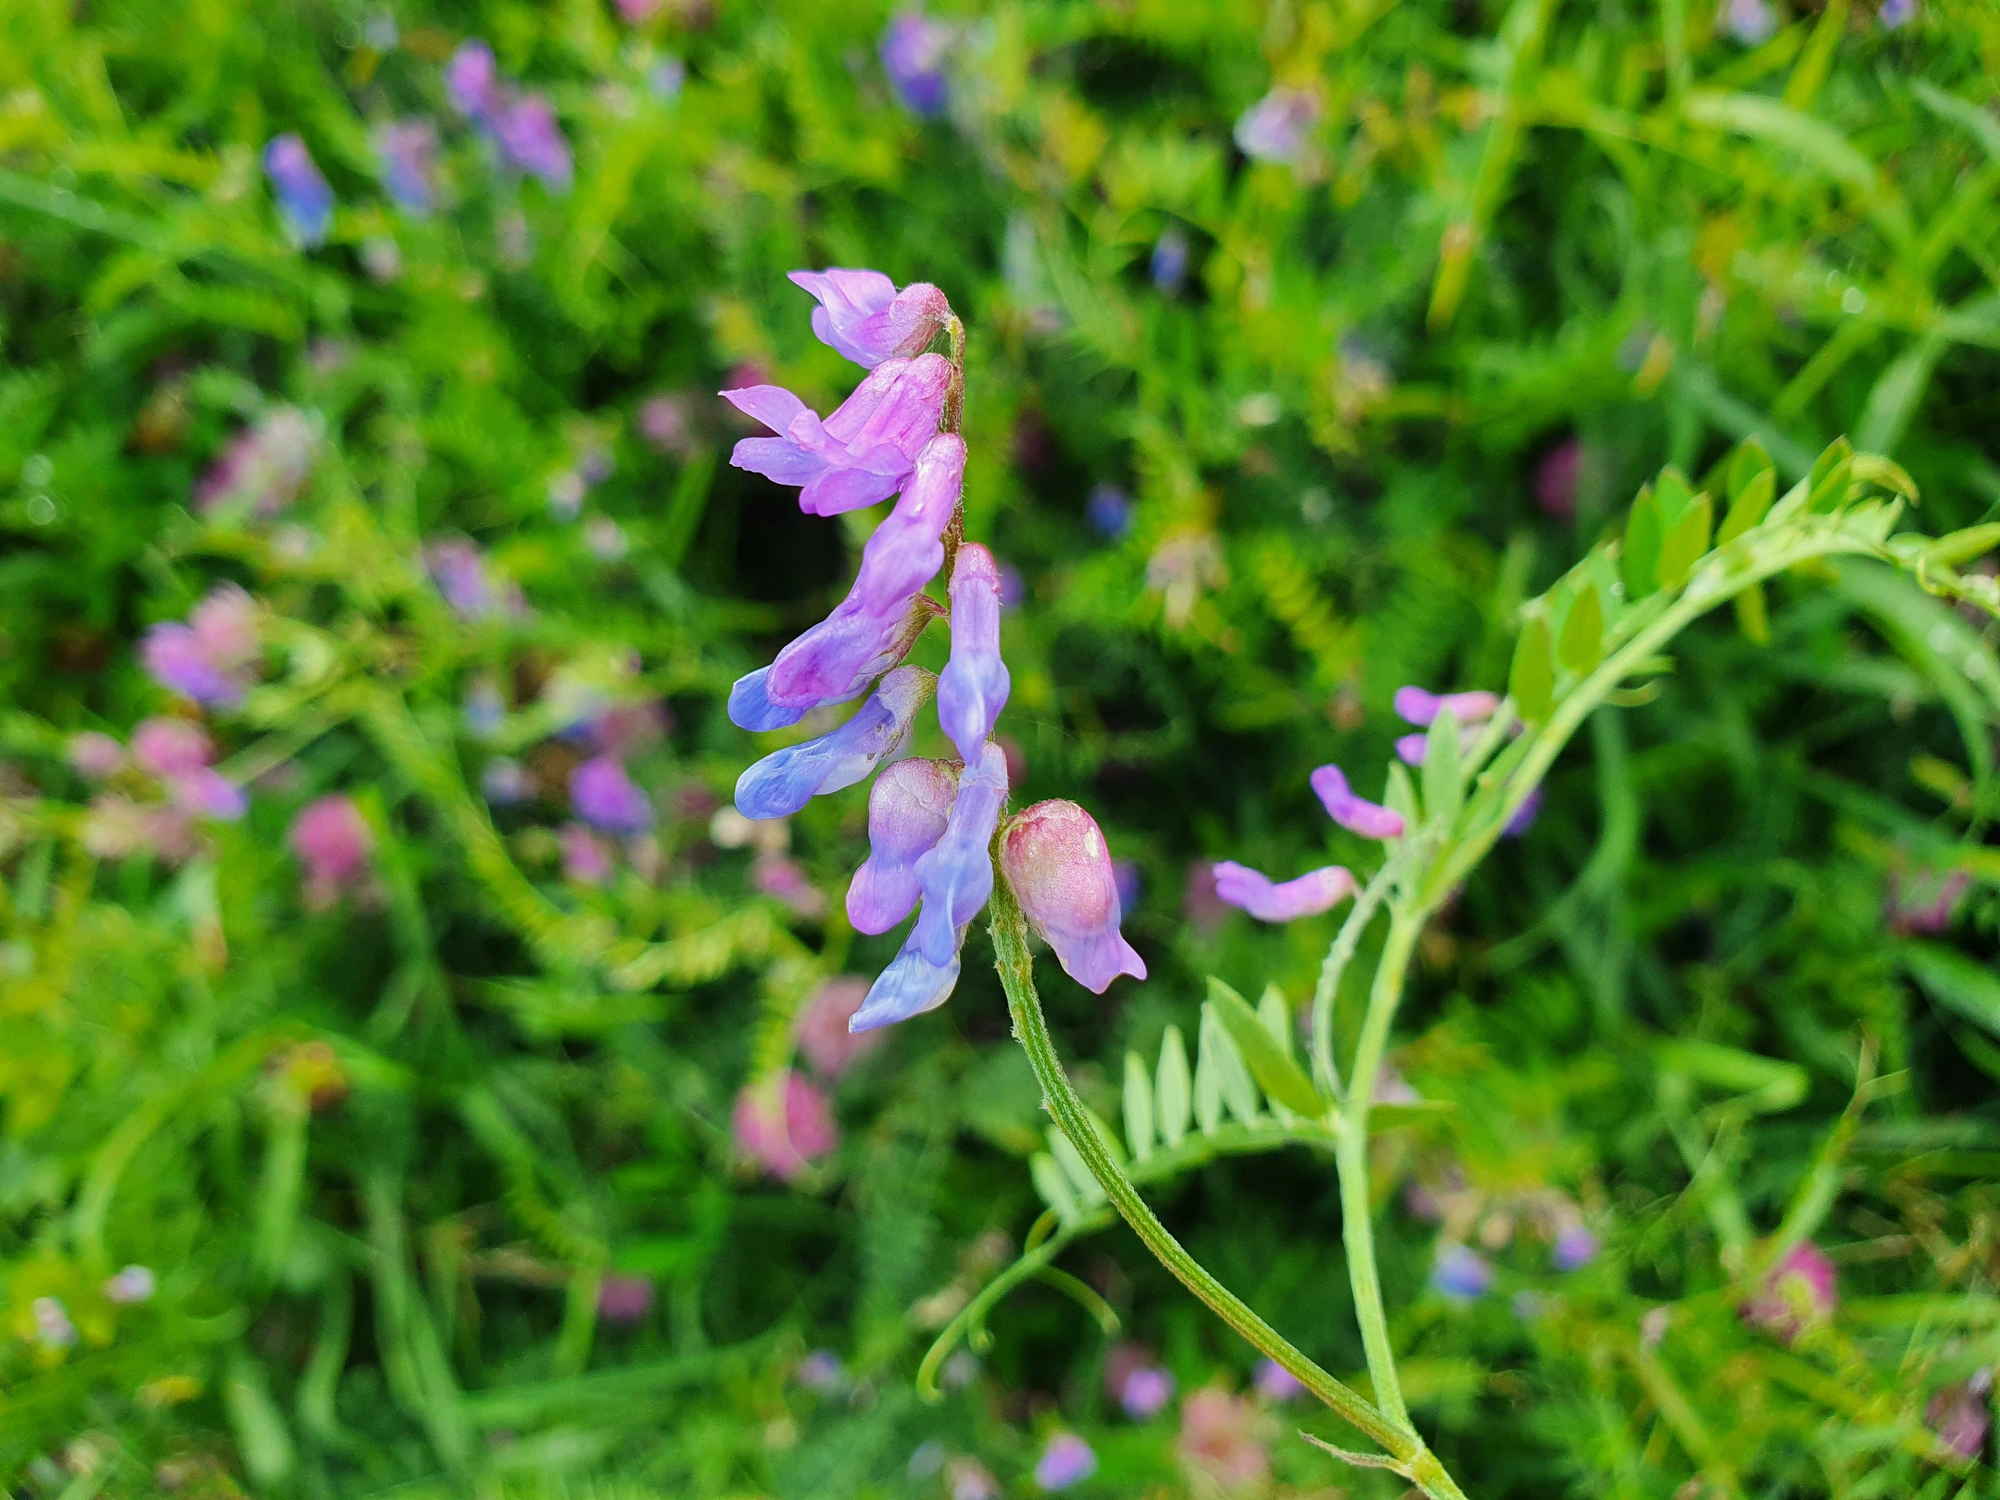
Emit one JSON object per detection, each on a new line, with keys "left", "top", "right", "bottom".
{"left": 3, "top": 0, "right": 2000, "bottom": 1494}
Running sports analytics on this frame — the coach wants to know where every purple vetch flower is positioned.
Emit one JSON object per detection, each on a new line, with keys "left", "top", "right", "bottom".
{"left": 445, "top": 41, "right": 501, "bottom": 120}
{"left": 290, "top": 794, "right": 373, "bottom": 905}
{"left": 910, "top": 741, "right": 1008, "bottom": 966}
{"left": 142, "top": 624, "right": 245, "bottom": 707}
{"left": 1211, "top": 862, "right": 1355, "bottom": 923}
{"left": 1553, "top": 1223, "right": 1599, "bottom": 1271}
{"left": 1431, "top": 1244, "right": 1493, "bottom": 1302}
{"left": 1086, "top": 483, "right": 1132, "bottom": 539}
{"left": 1889, "top": 865, "right": 1972, "bottom": 934}
{"left": 1393, "top": 686, "right": 1501, "bottom": 727}
{"left": 880, "top": 13, "right": 953, "bottom": 116}
{"left": 734, "top": 665, "right": 935, "bottom": 820}
{"left": 937, "top": 543, "right": 1011, "bottom": 764}
{"left": 375, "top": 120, "right": 438, "bottom": 214}
{"left": 264, "top": 134, "right": 334, "bottom": 247}
{"left": 570, "top": 756, "right": 653, "bottom": 833}
{"left": 1151, "top": 226, "right": 1189, "bottom": 293}
{"left": 848, "top": 757, "right": 958, "bottom": 934}
{"left": 493, "top": 93, "right": 572, "bottom": 189}
{"left": 1310, "top": 764, "right": 1406, "bottom": 840}
{"left": 736, "top": 590, "right": 937, "bottom": 733}
{"left": 1034, "top": 1433, "right": 1097, "bottom": 1491}
{"left": 1233, "top": 87, "right": 1320, "bottom": 164}
{"left": 849, "top": 433, "right": 964, "bottom": 605}
{"left": 998, "top": 799, "right": 1147, "bottom": 993}
{"left": 789, "top": 268, "right": 952, "bottom": 369}
{"left": 1112, "top": 859, "right": 1142, "bottom": 911}
{"left": 1253, "top": 1359, "right": 1304, "bottom": 1402}
{"left": 1120, "top": 1364, "right": 1176, "bottom": 1420}
{"left": 850, "top": 924, "right": 964, "bottom": 1032}
{"left": 724, "top": 355, "right": 953, "bottom": 516}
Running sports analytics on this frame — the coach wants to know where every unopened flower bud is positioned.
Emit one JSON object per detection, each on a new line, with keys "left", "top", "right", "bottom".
{"left": 937, "top": 543, "right": 1010, "bottom": 764}
{"left": 848, "top": 758, "right": 958, "bottom": 934}
{"left": 999, "top": 800, "right": 1146, "bottom": 993}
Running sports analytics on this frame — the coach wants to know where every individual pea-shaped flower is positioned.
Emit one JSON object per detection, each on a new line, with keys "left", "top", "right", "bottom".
{"left": 734, "top": 665, "right": 935, "bottom": 820}
{"left": 570, "top": 755, "right": 653, "bottom": 833}
{"left": 999, "top": 800, "right": 1146, "bottom": 993}
{"left": 937, "top": 543, "right": 1011, "bottom": 764}
{"left": 1210, "top": 861, "right": 1354, "bottom": 922}
{"left": 1393, "top": 686, "right": 1500, "bottom": 727}
{"left": 264, "top": 134, "right": 335, "bottom": 247}
{"left": 724, "top": 354, "right": 954, "bottom": 517}
{"left": 493, "top": 93, "right": 572, "bottom": 189}
{"left": 1431, "top": 1244, "right": 1492, "bottom": 1302}
{"left": 849, "top": 758, "right": 959, "bottom": 934}
{"left": 445, "top": 40, "right": 501, "bottom": 120}
{"left": 789, "top": 268, "right": 952, "bottom": 369}
{"left": 911, "top": 741, "right": 1009, "bottom": 966}
{"left": 1310, "top": 764, "right": 1405, "bottom": 840}
{"left": 730, "top": 595, "right": 939, "bottom": 731}
{"left": 850, "top": 924, "right": 964, "bottom": 1033}
{"left": 847, "top": 433, "right": 964, "bottom": 606}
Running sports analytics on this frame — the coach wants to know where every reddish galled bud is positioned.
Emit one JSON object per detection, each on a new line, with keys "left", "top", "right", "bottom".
{"left": 999, "top": 799, "right": 1146, "bottom": 994}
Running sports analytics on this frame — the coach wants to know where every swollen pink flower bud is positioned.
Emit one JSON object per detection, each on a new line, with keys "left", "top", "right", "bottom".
{"left": 724, "top": 355, "right": 952, "bottom": 517}
{"left": 848, "top": 757, "right": 958, "bottom": 934}
{"left": 999, "top": 800, "right": 1146, "bottom": 994}
{"left": 937, "top": 543, "right": 1010, "bottom": 764}
{"left": 731, "top": 1070, "right": 838, "bottom": 1181}
{"left": 1310, "top": 764, "right": 1405, "bottom": 840}
{"left": 289, "top": 794, "right": 373, "bottom": 904}
{"left": 788, "top": 268, "right": 952, "bottom": 369}
{"left": 1211, "top": 861, "right": 1354, "bottom": 922}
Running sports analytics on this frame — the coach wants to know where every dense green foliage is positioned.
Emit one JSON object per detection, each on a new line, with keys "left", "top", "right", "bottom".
{"left": 2, "top": 0, "right": 2000, "bottom": 1494}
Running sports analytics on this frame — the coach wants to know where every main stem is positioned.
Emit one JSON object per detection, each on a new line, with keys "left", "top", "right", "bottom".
{"left": 989, "top": 880, "right": 1469, "bottom": 1499}
{"left": 1335, "top": 906, "right": 1424, "bottom": 1430}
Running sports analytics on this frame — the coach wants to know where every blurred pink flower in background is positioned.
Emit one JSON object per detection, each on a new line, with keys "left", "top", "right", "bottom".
{"left": 195, "top": 406, "right": 320, "bottom": 517}
{"left": 1178, "top": 1384, "right": 1273, "bottom": 1491}
{"left": 560, "top": 822, "right": 615, "bottom": 885}
{"left": 1926, "top": 1369, "right": 1992, "bottom": 1459}
{"left": 1887, "top": 865, "right": 1971, "bottom": 934}
{"left": 732, "top": 1070, "right": 837, "bottom": 1180}
{"left": 289, "top": 795, "right": 373, "bottom": 907}
{"left": 1743, "top": 1241, "right": 1837, "bottom": 1342}
{"left": 596, "top": 1273, "right": 656, "bottom": 1324}
{"left": 68, "top": 732, "right": 125, "bottom": 779}
{"left": 796, "top": 977, "right": 883, "bottom": 1078}
{"left": 1252, "top": 1358, "right": 1303, "bottom": 1402}
{"left": 1534, "top": 438, "right": 1582, "bottom": 521}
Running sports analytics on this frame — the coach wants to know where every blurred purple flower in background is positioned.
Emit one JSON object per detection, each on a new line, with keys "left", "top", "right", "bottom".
{"left": 493, "top": 93, "right": 572, "bottom": 189}
{"left": 289, "top": 794, "right": 373, "bottom": 906}
{"left": 1878, "top": 0, "right": 1916, "bottom": 26}
{"left": 1212, "top": 861, "right": 1354, "bottom": 923}
{"left": 1034, "top": 1433, "right": 1096, "bottom": 1491}
{"left": 570, "top": 756, "right": 653, "bottom": 833}
{"left": 445, "top": 40, "right": 501, "bottom": 118}
{"left": 881, "top": 13, "right": 953, "bottom": 116}
{"left": 1535, "top": 437, "right": 1582, "bottom": 520}
{"left": 1253, "top": 1358, "right": 1303, "bottom": 1402}
{"left": 195, "top": 406, "right": 321, "bottom": 517}
{"left": 1234, "top": 87, "right": 1319, "bottom": 164}
{"left": 1721, "top": 0, "right": 1776, "bottom": 43}
{"left": 425, "top": 537, "right": 520, "bottom": 621}
{"left": 1178, "top": 1385, "right": 1274, "bottom": 1491}
{"left": 1151, "top": 225, "right": 1189, "bottom": 293}
{"left": 103, "top": 1265, "right": 155, "bottom": 1304}
{"left": 1553, "top": 1223, "right": 1599, "bottom": 1271}
{"left": 68, "top": 732, "right": 126, "bottom": 780}
{"left": 375, "top": 120, "right": 438, "bottom": 214}
{"left": 596, "top": 1274, "right": 656, "bottom": 1324}
{"left": 1432, "top": 1243, "right": 1493, "bottom": 1302}
{"left": 1086, "top": 482, "right": 1132, "bottom": 538}
{"left": 264, "top": 134, "right": 334, "bottom": 247}
{"left": 796, "top": 1348, "right": 844, "bottom": 1392}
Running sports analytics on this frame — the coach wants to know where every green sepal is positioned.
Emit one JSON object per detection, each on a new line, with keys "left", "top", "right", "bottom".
{"left": 1716, "top": 468, "right": 1775, "bottom": 547}
{"left": 1206, "top": 978, "right": 1326, "bottom": 1117}
{"left": 1509, "top": 613, "right": 1555, "bottom": 722}
{"left": 1556, "top": 584, "right": 1603, "bottom": 674}
{"left": 1655, "top": 492, "right": 1713, "bottom": 591}
{"left": 1622, "top": 485, "right": 1662, "bottom": 598}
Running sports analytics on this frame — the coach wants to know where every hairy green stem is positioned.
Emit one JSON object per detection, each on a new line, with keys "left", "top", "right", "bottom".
{"left": 989, "top": 880, "right": 1469, "bottom": 1497}
{"left": 1308, "top": 855, "right": 1402, "bottom": 1101}
{"left": 1336, "top": 907, "right": 1424, "bottom": 1430}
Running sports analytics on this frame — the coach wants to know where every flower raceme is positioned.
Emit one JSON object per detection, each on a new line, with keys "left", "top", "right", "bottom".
{"left": 724, "top": 269, "right": 1145, "bottom": 1037}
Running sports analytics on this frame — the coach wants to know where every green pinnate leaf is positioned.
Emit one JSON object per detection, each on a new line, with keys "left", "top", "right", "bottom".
{"left": 1717, "top": 468, "right": 1776, "bottom": 546}
{"left": 1656, "top": 492, "right": 1713, "bottom": 591}
{"left": 1806, "top": 437, "right": 1854, "bottom": 513}
{"left": 1510, "top": 614, "right": 1555, "bottom": 722}
{"left": 1622, "top": 485, "right": 1662, "bottom": 598}
{"left": 1726, "top": 439, "right": 1773, "bottom": 502}
{"left": 1123, "top": 1051, "right": 1155, "bottom": 1162}
{"left": 1206, "top": 977, "right": 1326, "bottom": 1118}
{"left": 1655, "top": 465, "right": 1695, "bottom": 529}
{"left": 1556, "top": 585, "right": 1603, "bottom": 674}
{"left": 1156, "top": 1025, "right": 1192, "bottom": 1148}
